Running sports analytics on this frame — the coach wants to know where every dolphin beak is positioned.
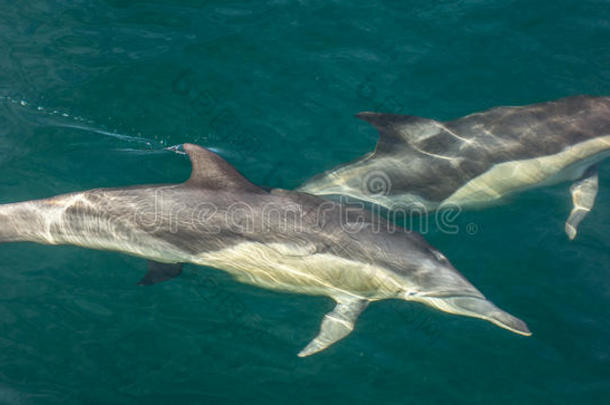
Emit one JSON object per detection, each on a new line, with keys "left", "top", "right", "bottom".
{"left": 419, "top": 295, "right": 532, "bottom": 336}
{"left": 298, "top": 176, "right": 330, "bottom": 194}
{"left": 298, "top": 171, "right": 346, "bottom": 196}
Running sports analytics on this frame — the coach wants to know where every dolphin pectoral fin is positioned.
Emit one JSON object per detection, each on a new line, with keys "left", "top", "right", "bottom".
{"left": 298, "top": 297, "right": 369, "bottom": 357}
{"left": 565, "top": 165, "right": 599, "bottom": 240}
{"left": 138, "top": 261, "right": 183, "bottom": 286}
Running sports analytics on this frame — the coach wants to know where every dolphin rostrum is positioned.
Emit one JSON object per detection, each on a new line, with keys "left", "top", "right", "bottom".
{"left": 299, "top": 96, "right": 610, "bottom": 239}
{"left": 0, "top": 144, "right": 530, "bottom": 356}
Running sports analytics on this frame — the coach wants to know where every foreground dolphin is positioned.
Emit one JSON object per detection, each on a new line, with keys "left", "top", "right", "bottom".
{"left": 300, "top": 96, "right": 610, "bottom": 239}
{"left": 0, "top": 144, "right": 530, "bottom": 356}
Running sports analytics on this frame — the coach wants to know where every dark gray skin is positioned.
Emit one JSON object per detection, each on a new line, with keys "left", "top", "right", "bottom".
{"left": 300, "top": 96, "right": 610, "bottom": 239}
{"left": 0, "top": 144, "right": 530, "bottom": 356}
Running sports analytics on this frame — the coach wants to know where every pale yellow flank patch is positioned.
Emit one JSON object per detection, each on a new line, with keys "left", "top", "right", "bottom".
{"left": 441, "top": 135, "right": 610, "bottom": 208}
{"left": 195, "top": 241, "right": 405, "bottom": 300}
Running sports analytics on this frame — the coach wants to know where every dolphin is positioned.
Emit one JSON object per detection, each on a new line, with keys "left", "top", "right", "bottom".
{"left": 299, "top": 96, "right": 610, "bottom": 239}
{"left": 0, "top": 144, "right": 530, "bottom": 356}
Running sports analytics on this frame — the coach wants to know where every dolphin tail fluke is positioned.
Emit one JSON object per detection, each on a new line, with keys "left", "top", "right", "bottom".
{"left": 565, "top": 165, "right": 598, "bottom": 240}
{"left": 298, "top": 297, "right": 369, "bottom": 357}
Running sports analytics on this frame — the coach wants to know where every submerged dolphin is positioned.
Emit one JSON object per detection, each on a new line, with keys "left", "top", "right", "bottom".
{"left": 300, "top": 96, "right": 610, "bottom": 239}
{"left": 0, "top": 144, "right": 530, "bottom": 356}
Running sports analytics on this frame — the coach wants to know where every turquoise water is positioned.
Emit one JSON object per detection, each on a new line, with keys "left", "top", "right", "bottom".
{"left": 0, "top": 0, "right": 609, "bottom": 403}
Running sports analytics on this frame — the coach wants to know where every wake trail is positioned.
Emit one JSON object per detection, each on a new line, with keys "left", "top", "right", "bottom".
{"left": 0, "top": 95, "right": 227, "bottom": 156}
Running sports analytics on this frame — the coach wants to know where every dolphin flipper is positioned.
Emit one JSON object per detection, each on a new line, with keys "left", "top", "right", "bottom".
{"left": 565, "top": 165, "right": 599, "bottom": 240}
{"left": 298, "top": 297, "right": 369, "bottom": 357}
{"left": 138, "top": 261, "right": 183, "bottom": 285}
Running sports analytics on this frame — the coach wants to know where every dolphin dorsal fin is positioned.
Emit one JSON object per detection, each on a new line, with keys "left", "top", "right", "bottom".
{"left": 183, "top": 144, "right": 263, "bottom": 192}
{"left": 356, "top": 112, "right": 442, "bottom": 154}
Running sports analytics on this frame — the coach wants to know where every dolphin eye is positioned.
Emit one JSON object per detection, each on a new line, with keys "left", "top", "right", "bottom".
{"left": 430, "top": 249, "right": 448, "bottom": 262}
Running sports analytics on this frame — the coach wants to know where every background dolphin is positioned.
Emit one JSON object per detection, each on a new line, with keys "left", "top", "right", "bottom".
{"left": 299, "top": 96, "right": 610, "bottom": 239}
{"left": 0, "top": 144, "right": 530, "bottom": 356}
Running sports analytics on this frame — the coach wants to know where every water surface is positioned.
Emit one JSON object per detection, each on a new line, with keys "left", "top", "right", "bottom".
{"left": 0, "top": 1, "right": 609, "bottom": 403}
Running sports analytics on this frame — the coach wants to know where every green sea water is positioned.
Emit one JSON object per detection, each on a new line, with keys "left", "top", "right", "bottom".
{"left": 0, "top": 0, "right": 609, "bottom": 403}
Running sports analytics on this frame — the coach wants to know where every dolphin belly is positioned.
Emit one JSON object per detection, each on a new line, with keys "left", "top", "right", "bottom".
{"left": 194, "top": 241, "right": 403, "bottom": 300}
{"left": 440, "top": 135, "right": 610, "bottom": 208}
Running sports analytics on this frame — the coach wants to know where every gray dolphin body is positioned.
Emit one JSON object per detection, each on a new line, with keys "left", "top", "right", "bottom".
{"left": 0, "top": 144, "right": 529, "bottom": 356}
{"left": 300, "top": 96, "right": 610, "bottom": 239}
